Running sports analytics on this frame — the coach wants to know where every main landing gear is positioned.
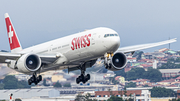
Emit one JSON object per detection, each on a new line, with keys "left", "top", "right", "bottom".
{"left": 28, "top": 72, "right": 42, "bottom": 85}
{"left": 76, "top": 64, "right": 90, "bottom": 84}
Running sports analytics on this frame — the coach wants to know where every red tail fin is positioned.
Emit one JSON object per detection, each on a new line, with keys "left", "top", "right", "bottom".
{"left": 5, "top": 13, "right": 22, "bottom": 53}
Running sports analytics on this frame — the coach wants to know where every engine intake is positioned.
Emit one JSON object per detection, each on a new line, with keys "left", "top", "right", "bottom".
{"left": 26, "top": 55, "right": 41, "bottom": 71}
{"left": 16, "top": 53, "right": 41, "bottom": 73}
{"left": 106, "top": 52, "right": 127, "bottom": 71}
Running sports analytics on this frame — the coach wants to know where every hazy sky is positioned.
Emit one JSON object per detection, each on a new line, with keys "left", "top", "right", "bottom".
{"left": 0, "top": 1, "right": 180, "bottom": 52}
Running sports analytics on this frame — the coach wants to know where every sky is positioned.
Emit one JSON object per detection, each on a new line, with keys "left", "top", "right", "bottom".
{"left": 0, "top": 0, "right": 180, "bottom": 52}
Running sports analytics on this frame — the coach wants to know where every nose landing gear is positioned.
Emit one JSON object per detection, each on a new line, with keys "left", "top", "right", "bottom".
{"left": 104, "top": 53, "right": 113, "bottom": 69}
{"left": 28, "top": 72, "right": 42, "bottom": 85}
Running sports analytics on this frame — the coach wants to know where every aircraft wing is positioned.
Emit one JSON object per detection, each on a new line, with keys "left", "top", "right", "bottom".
{"left": 0, "top": 52, "right": 21, "bottom": 63}
{"left": 117, "top": 38, "right": 177, "bottom": 53}
{"left": 0, "top": 52, "right": 58, "bottom": 64}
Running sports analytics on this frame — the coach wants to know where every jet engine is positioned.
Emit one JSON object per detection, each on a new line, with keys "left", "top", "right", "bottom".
{"left": 105, "top": 52, "right": 127, "bottom": 71}
{"left": 16, "top": 53, "right": 42, "bottom": 73}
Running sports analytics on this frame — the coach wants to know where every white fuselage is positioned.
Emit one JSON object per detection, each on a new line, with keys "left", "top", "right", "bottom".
{"left": 13, "top": 27, "right": 120, "bottom": 73}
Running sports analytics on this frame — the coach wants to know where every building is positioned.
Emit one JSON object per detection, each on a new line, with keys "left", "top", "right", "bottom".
{"left": 157, "top": 79, "right": 175, "bottom": 86}
{"left": 177, "top": 90, "right": 180, "bottom": 98}
{"left": 115, "top": 76, "right": 125, "bottom": 85}
{"left": 0, "top": 89, "right": 60, "bottom": 100}
{"left": 51, "top": 74, "right": 67, "bottom": 82}
{"left": 127, "top": 57, "right": 137, "bottom": 62}
{"left": 131, "top": 79, "right": 150, "bottom": 86}
{"left": 159, "top": 69, "right": 180, "bottom": 78}
{"left": 95, "top": 90, "right": 151, "bottom": 101}
{"left": 175, "top": 76, "right": 180, "bottom": 82}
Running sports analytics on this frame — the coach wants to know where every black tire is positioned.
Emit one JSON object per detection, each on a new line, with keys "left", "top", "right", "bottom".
{"left": 37, "top": 75, "right": 42, "bottom": 82}
{"left": 34, "top": 81, "right": 38, "bottom": 85}
{"left": 76, "top": 78, "right": 80, "bottom": 84}
{"left": 82, "top": 79, "right": 86, "bottom": 84}
{"left": 28, "top": 79, "right": 32, "bottom": 85}
{"left": 109, "top": 63, "right": 112, "bottom": 69}
{"left": 79, "top": 74, "right": 84, "bottom": 81}
{"left": 105, "top": 63, "right": 108, "bottom": 69}
{"left": 87, "top": 74, "right": 90, "bottom": 80}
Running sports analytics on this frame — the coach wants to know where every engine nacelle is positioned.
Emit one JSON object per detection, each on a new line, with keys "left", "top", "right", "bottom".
{"left": 107, "top": 52, "right": 127, "bottom": 71}
{"left": 16, "top": 53, "right": 42, "bottom": 73}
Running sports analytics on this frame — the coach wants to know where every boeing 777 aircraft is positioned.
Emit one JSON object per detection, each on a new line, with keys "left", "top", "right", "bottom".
{"left": 0, "top": 13, "right": 176, "bottom": 85}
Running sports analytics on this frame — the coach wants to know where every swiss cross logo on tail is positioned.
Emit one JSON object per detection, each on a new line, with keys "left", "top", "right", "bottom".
{"left": 8, "top": 26, "right": 14, "bottom": 44}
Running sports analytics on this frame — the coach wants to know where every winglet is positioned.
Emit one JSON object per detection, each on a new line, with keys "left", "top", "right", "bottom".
{"left": 5, "top": 13, "right": 22, "bottom": 53}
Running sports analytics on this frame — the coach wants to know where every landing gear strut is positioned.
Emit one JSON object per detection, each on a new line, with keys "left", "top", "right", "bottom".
{"left": 28, "top": 72, "right": 42, "bottom": 85}
{"left": 76, "top": 64, "right": 90, "bottom": 84}
{"left": 104, "top": 53, "right": 113, "bottom": 69}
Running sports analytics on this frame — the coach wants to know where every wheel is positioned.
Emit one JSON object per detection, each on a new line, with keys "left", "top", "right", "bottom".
{"left": 82, "top": 79, "right": 86, "bottom": 84}
{"left": 109, "top": 63, "right": 112, "bottom": 69}
{"left": 87, "top": 74, "right": 90, "bottom": 80}
{"left": 79, "top": 74, "right": 84, "bottom": 81}
{"left": 37, "top": 75, "right": 42, "bottom": 82}
{"left": 76, "top": 78, "right": 80, "bottom": 84}
{"left": 28, "top": 79, "right": 32, "bottom": 85}
{"left": 105, "top": 63, "right": 108, "bottom": 69}
{"left": 34, "top": 81, "right": 38, "bottom": 85}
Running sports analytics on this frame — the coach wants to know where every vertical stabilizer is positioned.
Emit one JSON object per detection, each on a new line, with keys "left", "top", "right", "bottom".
{"left": 5, "top": 13, "right": 22, "bottom": 53}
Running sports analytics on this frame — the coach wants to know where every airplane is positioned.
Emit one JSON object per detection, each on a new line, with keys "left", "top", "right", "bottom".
{"left": 0, "top": 13, "right": 176, "bottom": 85}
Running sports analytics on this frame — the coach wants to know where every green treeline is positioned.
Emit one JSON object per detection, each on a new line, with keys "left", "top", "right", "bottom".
{"left": 114, "top": 67, "right": 162, "bottom": 82}
{"left": 150, "top": 87, "right": 176, "bottom": 97}
{"left": 159, "top": 57, "right": 180, "bottom": 69}
{"left": 0, "top": 75, "right": 31, "bottom": 89}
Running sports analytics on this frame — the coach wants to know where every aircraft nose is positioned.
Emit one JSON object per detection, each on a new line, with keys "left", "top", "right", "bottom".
{"left": 110, "top": 36, "right": 120, "bottom": 51}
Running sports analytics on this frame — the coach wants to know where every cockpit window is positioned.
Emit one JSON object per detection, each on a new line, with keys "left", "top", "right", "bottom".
{"left": 110, "top": 34, "right": 114, "bottom": 36}
{"left": 104, "top": 34, "right": 118, "bottom": 38}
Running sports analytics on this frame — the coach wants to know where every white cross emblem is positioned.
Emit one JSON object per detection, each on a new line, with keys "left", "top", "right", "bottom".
{"left": 8, "top": 26, "right": 13, "bottom": 44}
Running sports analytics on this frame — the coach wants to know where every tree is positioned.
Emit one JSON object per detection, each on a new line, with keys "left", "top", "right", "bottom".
{"left": 177, "top": 98, "right": 180, "bottom": 101}
{"left": 158, "top": 58, "right": 180, "bottom": 69}
{"left": 144, "top": 68, "right": 162, "bottom": 82}
{"left": 64, "top": 83, "right": 71, "bottom": 87}
{"left": 126, "top": 68, "right": 145, "bottom": 80}
{"left": 0, "top": 83, "right": 4, "bottom": 89}
{"left": 75, "top": 93, "right": 97, "bottom": 101}
{"left": 107, "top": 95, "right": 123, "bottom": 101}
{"left": 3, "top": 75, "right": 31, "bottom": 89}
{"left": 109, "top": 77, "right": 119, "bottom": 84}
{"left": 75, "top": 93, "right": 84, "bottom": 101}
{"left": 124, "top": 87, "right": 127, "bottom": 96}
{"left": 143, "top": 84, "right": 149, "bottom": 87}
{"left": 53, "top": 82, "right": 62, "bottom": 88}
{"left": 125, "top": 82, "right": 136, "bottom": 88}
{"left": 43, "top": 79, "right": 50, "bottom": 86}
{"left": 17, "top": 80, "right": 31, "bottom": 88}
{"left": 3, "top": 75, "right": 18, "bottom": 89}
{"left": 150, "top": 87, "right": 176, "bottom": 97}
{"left": 85, "top": 93, "right": 97, "bottom": 101}
{"left": 114, "top": 69, "right": 126, "bottom": 78}
{"left": 108, "top": 88, "right": 114, "bottom": 96}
